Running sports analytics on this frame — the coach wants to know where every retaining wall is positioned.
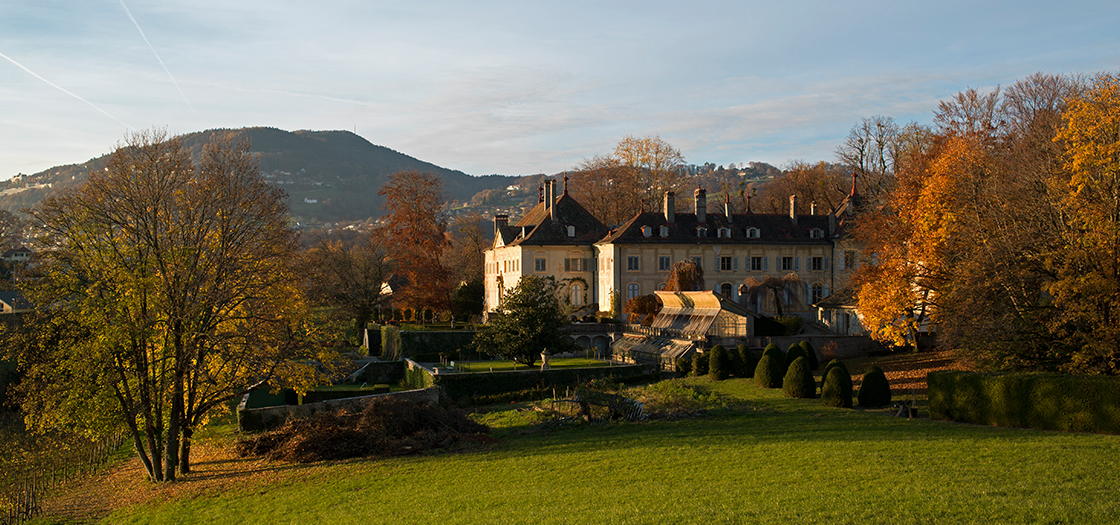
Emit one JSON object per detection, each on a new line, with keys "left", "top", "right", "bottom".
{"left": 237, "top": 386, "right": 440, "bottom": 432}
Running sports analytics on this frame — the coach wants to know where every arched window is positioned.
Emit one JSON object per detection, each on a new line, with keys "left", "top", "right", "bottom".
{"left": 809, "top": 228, "right": 824, "bottom": 239}
{"left": 570, "top": 283, "right": 584, "bottom": 306}
{"left": 659, "top": 226, "right": 669, "bottom": 237}
{"left": 567, "top": 225, "right": 576, "bottom": 237}
{"left": 627, "top": 282, "right": 640, "bottom": 300}
{"left": 745, "top": 227, "right": 760, "bottom": 238}
{"left": 696, "top": 226, "right": 707, "bottom": 238}
{"left": 720, "top": 283, "right": 733, "bottom": 297}
{"left": 641, "top": 225, "right": 652, "bottom": 237}
{"left": 718, "top": 227, "right": 732, "bottom": 238}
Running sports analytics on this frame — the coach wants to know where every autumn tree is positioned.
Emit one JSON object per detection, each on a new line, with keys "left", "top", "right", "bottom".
{"left": 740, "top": 273, "right": 805, "bottom": 318}
{"left": 471, "top": 275, "right": 577, "bottom": 366}
{"left": 375, "top": 170, "right": 452, "bottom": 314}
{"left": 568, "top": 136, "right": 686, "bottom": 226}
{"left": 7, "top": 130, "right": 332, "bottom": 481}
{"left": 303, "top": 230, "right": 393, "bottom": 342}
{"left": 752, "top": 161, "right": 850, "bottom": 214}
{"left": 661, "top": 259, "right": 705, "bottom": 292}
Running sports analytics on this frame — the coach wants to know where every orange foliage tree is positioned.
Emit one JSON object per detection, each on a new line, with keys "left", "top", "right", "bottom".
{"left": 375, "top": 170, "right": 452, "bottom": 314}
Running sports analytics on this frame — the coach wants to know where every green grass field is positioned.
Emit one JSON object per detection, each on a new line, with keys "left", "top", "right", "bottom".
{"left": 453, "top": 357, "right": 608, "bottom": 372}
{"left": 103, "top": 377, "right": 1120, "bottom": 524}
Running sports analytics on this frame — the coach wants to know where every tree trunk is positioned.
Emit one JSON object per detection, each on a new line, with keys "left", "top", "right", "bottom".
{"left": 179, "top": 426, "right": 192, "bottom": 475}
{"left": 165, "top": 375, "right": 182, "bottom": 481}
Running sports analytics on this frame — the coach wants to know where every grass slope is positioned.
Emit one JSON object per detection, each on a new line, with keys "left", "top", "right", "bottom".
{"left": 104, "top": 378, "right": 1120, "bottom": 524}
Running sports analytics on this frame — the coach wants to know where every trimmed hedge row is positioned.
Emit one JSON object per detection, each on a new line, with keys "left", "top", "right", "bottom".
{"left": 409, "top": 363, "right": 651, "bottom": 403}
{"left": 928, "top": 370, "right": 1120, "bottom": 434}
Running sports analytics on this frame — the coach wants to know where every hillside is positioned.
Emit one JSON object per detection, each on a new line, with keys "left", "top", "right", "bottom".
{"left": 0, "top": 128, "right": 526, "bottom": 224}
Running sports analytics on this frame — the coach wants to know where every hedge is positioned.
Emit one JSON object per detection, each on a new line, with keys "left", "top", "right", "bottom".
{"left": 927, "top": 370, "right": 1120, "bottom": 434}
{"left": 408, "top": 362, "right": 651, "bottom": 403}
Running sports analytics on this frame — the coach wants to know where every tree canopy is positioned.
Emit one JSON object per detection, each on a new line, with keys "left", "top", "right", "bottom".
{"left": 6, "top": 130, "right": 336, "bottom": 481}
{"left": 471, "top": 275, "right": 577, "bottom": 366}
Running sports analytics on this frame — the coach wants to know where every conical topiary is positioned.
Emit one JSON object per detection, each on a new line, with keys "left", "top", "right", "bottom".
{"left": 692, "top": 350, "right": 709, "bottom": 377}
{"left": 782, "top": 356, "right": 816, "bottom": 399}
{"left": 762, "top": 343, "right": 783, "bottom": 363}
{"left": 754, "top": 354, "right": 782, "bottom": 388}
{"left": 783, "top": 344, "right": 807, "bottom": 377}
{"left": 675, "top": 357, "right": 692, "bottom": 376}
{"left": 738, "top": 344, "right": 757, "bottom": 379}
{"left": 708, "top": 345, "right": 730, "bottom": 381}
{"left": 799, "top": 340, "right": 819, "bottom": 370}
{"left": 858, "top": 365, "right": 892, "bottom": 407}
{"left": 821, "top": 365, "right": 853, "bottom": 408}
{"left": 821, "top": 359, "right": 849, "bottom": 389}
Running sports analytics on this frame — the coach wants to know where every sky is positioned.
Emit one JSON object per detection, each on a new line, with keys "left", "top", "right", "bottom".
{"left": 1, "top": 1, "right": 1119, "bottom": 180}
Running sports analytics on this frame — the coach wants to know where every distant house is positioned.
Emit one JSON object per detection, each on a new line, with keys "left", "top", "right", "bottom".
{"left": 1, "top": 247, "right": 31, "bottom": 264}
{"left": 611, "top": 290, "right": 758, "bottom": 370}
{"left": 0, "top": 291, "right": 31, "bottom": 314}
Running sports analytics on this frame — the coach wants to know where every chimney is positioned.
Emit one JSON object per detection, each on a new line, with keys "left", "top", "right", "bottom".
{"left": 810, "top": 201, "right": 818, "bottom": 215}
{"left": 548, "top": 180, "right": 556, "bottom": 220}
{"left": 789, "top": 195, "right": 798, "bottom": 225}
{"left": 695, "top": 187, "right": 707, "bottom": 224}
{"left": 724, "top": 194, "right": 732, "bottom": 218}
{"left": 664, "top": 191, "right": 675, "bottom": 224}
{"left": 494, "top": 213, "right": 509, "bottom": 236}
{"left": 563, "top": 174, "right": 569, "bottom": 195}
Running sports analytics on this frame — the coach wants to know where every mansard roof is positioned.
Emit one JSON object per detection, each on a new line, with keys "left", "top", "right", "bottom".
{"left": 497, "top": 193, "right": 608, "bottom": 248}
{"left": 596, "top": 210, "right": 834, "bottom": 246}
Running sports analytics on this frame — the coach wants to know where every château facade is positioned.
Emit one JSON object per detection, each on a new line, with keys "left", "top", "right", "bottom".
{"left": 483, "top": 177, "right": 867, "bottom": 335}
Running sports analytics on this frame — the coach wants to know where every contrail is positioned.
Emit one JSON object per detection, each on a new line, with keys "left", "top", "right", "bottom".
{"left": 0, "top": 50, "right": 133, "bottom": 129}
{"left": 119, "top": 0, "right": 196, "bottom": 115}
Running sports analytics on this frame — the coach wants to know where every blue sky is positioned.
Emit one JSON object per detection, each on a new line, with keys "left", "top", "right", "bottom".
{"left": 2, "top": 1, "right": 1118, "bottom": 179}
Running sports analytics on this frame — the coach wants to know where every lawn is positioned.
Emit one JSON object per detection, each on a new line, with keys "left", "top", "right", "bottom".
{"left": 97, "top": 376, "right": 1120, "bottom": 524}
{"left": 452, "top": 357, "right": 608, "bottom": 372}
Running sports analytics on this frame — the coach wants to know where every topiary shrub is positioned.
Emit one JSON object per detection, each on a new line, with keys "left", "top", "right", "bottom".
{"left": 782, "top": 356, "right": 816, "bottom": 399}
{"left": 708, "top": 345, "right": 730, "bottom": 381}
{"left": 726, "top": 346, "right": 744, "bottom": 377}
{"left": 821, "top": 366, "right": 853, "bottom": 408}
{"left": 762, "top": 343, "right": 783, "bottom": 361}
{"left": 738, "top": 344, "right": 757, "bottom": 379}
{"left": 675, "top": 357, "right": 692, "bottom": 376}
{"left": 858, "top": 365, "right": 892, "bottom": 407}
{"left": 754, "top": 354, "right": 782, "bottom": 388}
{"left": 692, "top": 351, "right": 709, "bottom": 377}
{"left": 783, "top": 345, "right": 807, "bottom": 377}
{"left": 799, "top": 340, "right": 819, "bottom": 370}
{"left": 821, "top": 359, "right": 849, "bottom": 389}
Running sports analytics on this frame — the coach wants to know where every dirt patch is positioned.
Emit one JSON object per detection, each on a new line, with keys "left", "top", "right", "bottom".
{"left": 846, "top": 349, "right": 975, "bottom": 398}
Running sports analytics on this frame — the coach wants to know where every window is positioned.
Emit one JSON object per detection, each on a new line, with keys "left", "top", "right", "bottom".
{"left": 696, "top": 226, "right": 707, "bottom": 237}
{"left": 781, "top": 256, "right": 795, "bottom": 271}
{"left": 535, "top": 258, "right": 546, "bottom": 272}
{"left": 567, "top": 225, "right": 576, "bottom": 237}
{"left": 811, "top": 283, "right": 823, "bottom": 304}
{"left": 720, "top": 256, "right": 733, "bottom": 271}
{"left": 745, "top": 227, "right": 760, "bottom": 238}
{"left": 811, "top": 257, "right": 823, "bottom": 271}
{"left": 844, "top": 250, "right": 856, "bottom": 270}
{"left": 809, "top": 228, "right": 824, "bottom": 239}
{"left": 720, "top": 283, "right": 733, "bottom": 297}
{"left": 570, "top": 283, "right": 584, "bottom": 306}
{"left": 659, "top": 226, "right": 669, "bottom": 237}
{"left": 659, "top": 256, "right": 671, "bottom": 271}
{"left": 627, "top": 256, "right": 640, "bottom": 271}
{"left": 751, "top": 256, "right": 763, "bottom": 271}
{"left": 564, "top": 258, "right": 590, "bottom": 272}
{"left": 627, "top": 282, "right": 640, "bottom": 300}
{"left": 691, "top": 256, "right": 702, "bottom": 267}
{"left": 641, "top": 226, "right": 652, "bottom": 237}
{"left": 718, "top": 227, "right": 731, "bottom": 238}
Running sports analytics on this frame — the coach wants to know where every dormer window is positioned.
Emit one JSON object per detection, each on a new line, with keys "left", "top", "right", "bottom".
{"left": 641, "top": 225, "right": 652, "bottom": 238}
{"left": 809, "top": 228, "right": 824, "bottom": 239}
{"left": 696, "top": 226, "right": 708, "bottom": 238}
{"left": 717, "top": 227, "right": 732, "bottom": 238}
{"left": 745, "top": 227, "right": 760, "bottom": 238}
{"left": 659, "top": 226, "right": 669, "bottom": 238}
{"left": 567, "top": 225, "right": 576, "bottom": 237}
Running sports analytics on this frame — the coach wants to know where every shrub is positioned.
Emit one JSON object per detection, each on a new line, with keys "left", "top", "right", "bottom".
{"left": 754, "top": 355, "right": 782, "bottom": 388}
{"left": 675, "top": 357, "right": 692, "bottom": 376}
{"left": 726, "top": 346, "right": 743, "bottom": 377}
{"left": 799, "top": 340, "right": 818, "bottom": 370}
{"left": 821, "top": 366, "right": 853, "bottom": 408}
{"left": 821, "top": 359, "right": 849, "bottom": 388}
{"left": 782, "top": 356, "right": 815, "bottom": 399}
{"left": 783, "top": 344, "right": 807, "bottom": 377}
{"left": 692, "top": 351, "right": 709, "bottom": 377}
{"left": 858, "top": 365, "right": 892, "bottom": 407}
{"left": 708, "top": 345, "right": 730, "bottom": 381}
{"left": 738, "top": 344, "right": 757, "bottom": 379}
{"left": 775, "top": 315, "right": 803, "bottom": 335}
